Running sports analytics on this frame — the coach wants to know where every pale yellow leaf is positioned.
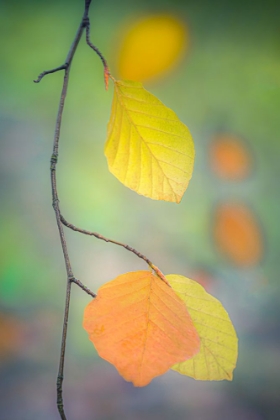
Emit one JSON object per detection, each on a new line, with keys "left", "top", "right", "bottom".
{"left": 105, "top": 80, "right": 195, "bottom": 203}
{"left": 166, "top": 274, "right": 238, "bottom": 381}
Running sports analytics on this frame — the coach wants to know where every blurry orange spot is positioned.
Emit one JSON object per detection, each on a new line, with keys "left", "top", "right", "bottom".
{"left": 210, "top": 134, "right": 252, "bottom": 180}
{"left": 117, "top": 14, "right": 188, "bottom": 82}
{"left": 214, "top": 203, "right": 263, "bottom": 267}
{"left": 192, "top": 269, "right": 214, "bottom": 292}
{"left": 0, "top": 314, "right": 21, "bottom": 361}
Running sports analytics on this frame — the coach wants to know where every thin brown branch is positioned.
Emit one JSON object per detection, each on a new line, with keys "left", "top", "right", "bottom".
{"left": 84, "top": 17, "right": 110, "bottom": 89}
{"left": 33, "top": 0, "right": 91, "bottom": 85}
{"left": 56, "top": 278, "right": 72, "bottom": 420}
{"left": 60, "top": 215, "right": 170, "bottom": 286}
{"left": 85, "top": 19, "right": 108, "bottom": 71}
{"left": 35, "top": 1, "right": 92, "bottom": 419}
{"left": 35, "top": 0, "right": 168, "bottom": 417}
{"left": 34, "top": 65, "right": 67, "bottom": 83}
{"left": 60, "top": 214, "right": 153, "bottom": 265}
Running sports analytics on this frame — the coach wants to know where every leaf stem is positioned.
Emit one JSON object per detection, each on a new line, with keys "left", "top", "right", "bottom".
{"left": 84, "top": 15, "right": 110, "bottom": 89}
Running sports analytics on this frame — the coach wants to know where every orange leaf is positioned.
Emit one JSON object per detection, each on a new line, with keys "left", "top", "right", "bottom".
{"left": 83, "top": 271, "right": 200, "bottom": 386}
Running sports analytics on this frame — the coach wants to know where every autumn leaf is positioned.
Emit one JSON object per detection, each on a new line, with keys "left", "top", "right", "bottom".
{"left": 83, "top": 271, "right": 200, "bottom": 386}
{"left": 117, "top": 14, "right": 188, "bottom": 82}
{"left": 166, "top": 274, "right": 238, "bottom": 381}
{"left": 105, "top": 80, "right": 195, "bottom": 203}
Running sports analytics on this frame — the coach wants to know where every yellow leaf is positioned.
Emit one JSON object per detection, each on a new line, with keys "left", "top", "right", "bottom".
{"left": 166, "top": 274, "right": 238, "bottom": 381}
{"left": 83, "top": 271, "right": 200, "bottom": 387}
{"left": 117, "top": 14, "right": 188, "bottom": 82}
{"left": 105, "top": 80, "right": 195, "bottom": 203}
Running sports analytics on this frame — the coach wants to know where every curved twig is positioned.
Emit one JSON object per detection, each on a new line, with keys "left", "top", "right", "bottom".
{"left": 35, "top": 1, "right": 93, "bottom": 418}
{"left": 34, "top": 0, "right": 168, "bottom": 418}
{"left": 71, "top": 277, "right": 96, "bottom": 298}
{"left": 34, "top": 65, "right": 67, "bottom": 83}
{"left": 60, "top": 215, "right": 170, "bottom": 286}
{"left": 84, "top": 17, "right": 110, "bottom": 89}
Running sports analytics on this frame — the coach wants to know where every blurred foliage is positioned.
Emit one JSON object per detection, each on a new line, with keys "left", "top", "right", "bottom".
{"left": 117, "top": 14, "right": 187, "bottom": 82}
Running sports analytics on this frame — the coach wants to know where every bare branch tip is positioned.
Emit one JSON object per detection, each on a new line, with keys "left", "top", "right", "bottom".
{"left": 71, "top": 277, "right": 96, "bottom": 298}
{"left": 33, "top": 72, "right": 46, "bottom": 83}
{"left": 33, "top": 65, "right": 67, "bottom": 85}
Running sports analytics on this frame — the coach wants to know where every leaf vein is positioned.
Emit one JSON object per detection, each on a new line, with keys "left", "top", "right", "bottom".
{"left": 145, "top": 141, "right": 192, "bottom": 157}
{"left": 136, "top": 123, "right": 190, "bottom": 141}
{"left": 200, "top": 336, "right": 236, "bottom": 351}
{"left": 187, "top": 306, "right": 233, "bottom": 323}
{"left": 192, "top": 320, "right": 236, "bottom": 337}
{"left": 204, "top": 346, "right": 234, "bottom": 377}
{"left": 125, "top": 107, "right": 179, "bottom": 123}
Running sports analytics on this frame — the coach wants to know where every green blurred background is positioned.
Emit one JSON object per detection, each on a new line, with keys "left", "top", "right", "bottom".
{"left": 1, "top": 0, "right": 280, "bottom": 419}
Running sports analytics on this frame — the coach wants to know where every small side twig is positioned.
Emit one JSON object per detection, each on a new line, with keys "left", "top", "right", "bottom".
{"left": 60, "top": 215, "right": 153, "bottom": 266}
{"left": 84, "top": 17, "right": 110, "bottom": 89}
{"left": 34, "top": 64, "right": 67, "bottom": 83}
{"left": 85, "top": 18, "right": 108, "bottom": 72}
{"left": 71, "top": 277, "right": 96, "bottom": 298}
{"left": 60, "top": 215, "right": 170, "bottom": 286}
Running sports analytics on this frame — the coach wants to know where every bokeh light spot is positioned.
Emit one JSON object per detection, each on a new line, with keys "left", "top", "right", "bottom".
{"left": 191, "top": 268, "right": 215, "bottom": 292}
{"left": 210, "top": 134, "right": 252, "bottom": 180}
{"left": 0, "top": 314, "right": 22, "bottom": 362}
{"left": 116, "top": 14, "right": 188, "bottom": 83}
{"left": 214, "top": 202, "right": 263, "bottom": 267}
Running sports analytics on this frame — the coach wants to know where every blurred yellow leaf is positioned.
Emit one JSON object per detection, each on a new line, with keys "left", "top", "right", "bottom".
{"left": 105, "top": 79, "right": 194, "bottom": 203}
{"left": 117, "top": 14, "right": 188, "bottom": 82}
{"left": 166, "top": 274, "right": 238, "bottom": 381}
{"left": 83, "top": 271, "right": 200, "bottom": 387}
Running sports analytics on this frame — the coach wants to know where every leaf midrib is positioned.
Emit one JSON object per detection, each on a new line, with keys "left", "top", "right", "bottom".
{"left": 114, "top": 83, "right": 180, "bottom": 201}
